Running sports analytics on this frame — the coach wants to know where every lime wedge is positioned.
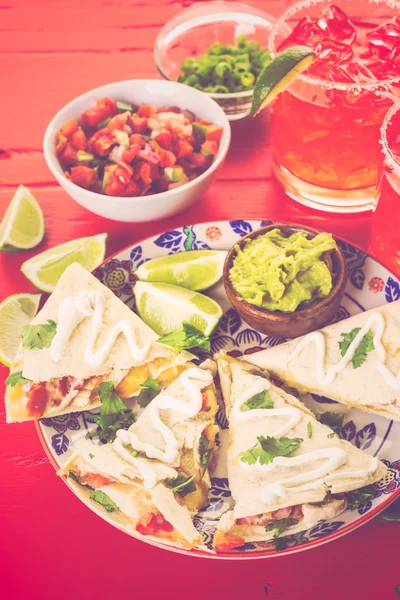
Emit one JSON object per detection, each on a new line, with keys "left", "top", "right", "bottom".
{"left": 0, "top": 293, "right": 41, "bottom": 366}
{"left": 0, "top": 185, "right": 45, "bottom": 252}
{"left": 250, "top": 46, "right": 316, "bottom": 117}
{"left": 135, "top": 250, "right": 227, "bottom": 291}
{"left": 20, "top": 233, "right": 107, "bottom": 293}
{"left": 134, "top": 281, "right": 223, "bottom": 336}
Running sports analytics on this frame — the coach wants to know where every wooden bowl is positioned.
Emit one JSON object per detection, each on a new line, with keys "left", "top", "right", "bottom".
{"left": 223, "top": 223, "right": 348, "bottom": 338}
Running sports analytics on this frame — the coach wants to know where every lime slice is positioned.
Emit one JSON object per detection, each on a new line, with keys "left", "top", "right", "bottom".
{"left": 250, "top": 46, "right": 316, "bottom": 117}
{"left": 0, "top": 293, "right": 41, "bottom": 366}
{"left": 0, "top": 185, "right": 45, "bottom": 252}
{"left": 20, "top": 233, "right": 107, "bottom": 293}
{"left": 135, "top": 250, "right": 227, "bottom": 291}
{"left": 134, "top": 281, "right": 223, "bottom": 336}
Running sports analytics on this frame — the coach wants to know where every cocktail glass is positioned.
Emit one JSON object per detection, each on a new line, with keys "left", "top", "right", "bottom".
{"left": 269, "top": 0, "right": 400, "bottom": 213}
{"left": 370, "top": 99, "right": 400, "bottom": 277}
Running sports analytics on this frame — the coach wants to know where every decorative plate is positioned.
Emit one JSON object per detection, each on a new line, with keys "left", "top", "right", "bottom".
{"left": 36, "top": 220, "right": 400, "bottom": 560}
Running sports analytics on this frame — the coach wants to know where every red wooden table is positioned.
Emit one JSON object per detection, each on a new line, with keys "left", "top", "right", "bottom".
{"left": 1, "top": 1, "right": 399, "bottom": 598}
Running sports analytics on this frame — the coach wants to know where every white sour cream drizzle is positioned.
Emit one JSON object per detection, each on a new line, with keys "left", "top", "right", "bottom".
{"left": 233, "top": 378, "right": 302, "bottom": 437}
{"left": 237, "top": 374, "right": 379, "bottom": 504}
{"left": 49, "top": 290, "right": 152, "bottom": 366}
{"left": 288, "top": 311, "right": 400, "bottom": 391}
{"left": 113, "top": 367, "right": 213, "bottom": 488}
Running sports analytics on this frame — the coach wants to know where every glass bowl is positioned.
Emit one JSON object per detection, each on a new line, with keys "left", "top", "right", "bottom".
{"left": 154, "top": 1, "right": 275, "bottom": 121}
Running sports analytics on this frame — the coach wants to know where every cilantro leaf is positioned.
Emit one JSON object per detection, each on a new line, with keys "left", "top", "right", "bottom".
{"left": 339, "top": 328, "right": 375, "bottom": 369}
{"left": 68, "top": 470, "right": 94, "bottom": 490}
{"left": 265, "top": 517, "right": 299, "bottom": 538}
{"left": 347, "top": 484, "right": 377, "bottom": 510}
{"left": 157, "top": 321, "right": 211, "bottom": 351}
{"left": 307, "top": 422, "right": 312, "bottom": 439}
{"left": 89, "top": 453, "right": 95, "bottom": 459}
{"left": 21, "top": 319, "right": 57, "bottom": 350}
{"left": 86, "top": 381, "right": 134, "bottom": 444}
{"left": 137, "top": 378, "right": 160, "bottom": 408}
{"left": 274, "top": 537, "right": 290, "bottom": 551}
{"left": 240, "top": 435, "right": 303, "bottom": 466}
{"left": 316, "top": 411, "right": 344, "bottom": 434}
{"left": 89, "top": 490, "right": 120, "bottom": 512}
{"left": 5, "top": 370, "right": 30, "bottom": 387}
{"left": 164, "top": 474, "right": 196, "bottom": 497}
{"left": 244, "top": 390, "right": 274, "bottom": 410}
{"left": 199, "top": 434, "right": 212, "bottom": 469}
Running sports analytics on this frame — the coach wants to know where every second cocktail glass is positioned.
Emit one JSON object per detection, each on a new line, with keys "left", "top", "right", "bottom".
{"left": 269, "top": 0, "right": 400, "bottom": 213}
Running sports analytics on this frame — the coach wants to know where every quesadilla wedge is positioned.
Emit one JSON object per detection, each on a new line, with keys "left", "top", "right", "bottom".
{"left": 213, "top": 354, "right": 386, "bottom": 552}
{"left": 59, "top": 362, "right": 219, "bottom": 549}
{"left": 243, "top": 301, "right": 400, "bottom": 421}
{"left": 6, "top": 262, "right": 192, "bottom": 423}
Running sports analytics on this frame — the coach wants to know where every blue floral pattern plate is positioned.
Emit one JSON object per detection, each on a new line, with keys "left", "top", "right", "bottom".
{"left": 37, "top": 220, "right": 400, "bottom": 559}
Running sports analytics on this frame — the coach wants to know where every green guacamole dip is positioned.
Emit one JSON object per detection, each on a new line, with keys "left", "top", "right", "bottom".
{"left": 229, "top": 229, "right": 337, "bottom": 312}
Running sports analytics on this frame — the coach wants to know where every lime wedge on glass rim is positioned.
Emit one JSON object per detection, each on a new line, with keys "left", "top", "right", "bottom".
{"left": 134, "top": 281, "right": 223, "bottom": 336}
{"left": 0, "top": 293, "right": 41, "bottom": 367}
{"left": 250, "top": 46, "right": 316, "bottom": 117}
{"left": 135, "top": 250, "right": 227, "bottom": 291}
{"left": 0, "top": 185, "right": 45, "bottom": 252}
{"left": 20, "top": 233, "right": 107, "bottom": 293}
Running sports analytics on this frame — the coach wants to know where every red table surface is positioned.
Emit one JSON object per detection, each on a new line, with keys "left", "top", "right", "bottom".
{"left": 1, "top": 1, "right": 399, "bottom": 598}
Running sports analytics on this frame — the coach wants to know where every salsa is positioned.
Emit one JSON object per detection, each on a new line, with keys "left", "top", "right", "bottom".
{"left": 55, "top": 98, "right": 224, "bottom": 197}
{"left": 229, "top": 229, "right": 337, "bottom": 313}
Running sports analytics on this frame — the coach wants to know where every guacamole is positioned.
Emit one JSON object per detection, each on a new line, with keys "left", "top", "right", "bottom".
{"left": 229, "top": 229, "right": 336, "bottom": 312}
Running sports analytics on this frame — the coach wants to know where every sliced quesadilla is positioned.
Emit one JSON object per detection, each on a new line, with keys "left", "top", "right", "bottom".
{"left": 6, "top": 262, "right": 191, "bottom": 423}
{"left": 213, "top": 354, "right": 385, "bottom": 552}
{"left": 242, "top": 301, "right": 400, "bottom": 421}
{"left": 59, "top": 362, "right": 219, "bottom": 549}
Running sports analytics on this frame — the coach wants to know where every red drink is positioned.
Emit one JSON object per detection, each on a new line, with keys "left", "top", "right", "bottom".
{"left": 370, "top": 100, "right": 400, "bottom": 277}
{"left": 269, "top": 0, "right": 400, "bottom": 213}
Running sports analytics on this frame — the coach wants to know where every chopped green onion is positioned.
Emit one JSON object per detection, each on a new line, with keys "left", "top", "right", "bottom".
{"left": 116, "top": 100, "right": 133, "bottom": 112}
{"left": 178, "top": 35, "right": 270, "bottom": 94}
{"left": 240, "top": 72, "right": 255, "bottom": 88}
{"left": 96, "top": 116, "right": 111, "bottom": 130}
{"left": 164, "top": 167, "right": 185, "bottom": 182}
{"left": 76, "top": 150, "right": 94, "bottom": 162}
{"left": 102, "top": 171, "right": 110, "bottom": 193}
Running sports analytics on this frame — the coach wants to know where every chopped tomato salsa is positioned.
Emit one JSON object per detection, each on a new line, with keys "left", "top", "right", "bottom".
{"left": 136, "top": 511, "right": 174, "bottom": 536}
{"left": 55, "top": 98, "right": 224, "bottom": 197}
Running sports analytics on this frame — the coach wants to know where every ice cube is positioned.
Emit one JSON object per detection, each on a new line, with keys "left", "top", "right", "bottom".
{"left": 316, "top": 37, "right": 354, "bottom": 64}
{"left": 279, "top": 16, "right": 324, "bottom": 50}
{"left": 318, "top": 4, "right": 357, "bottom": 44}
{"left": 367, "top": 19, "right": 400, "bottom": 52}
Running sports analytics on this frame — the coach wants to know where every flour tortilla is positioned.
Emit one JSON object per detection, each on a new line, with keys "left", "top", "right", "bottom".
{"left": 20, "top": 262, "right": 177, "bottom": 382}
{"left": 5, "top": 262, "right": 187, "bottom": 423}
{"left": 242, "top": 301, "right": 400, "bottom": 421}
{"left": 216, "top": 355, "right": 385, "bottom": 520}
{"left": 59, "top": 363, "right": 218, "bottom": 549}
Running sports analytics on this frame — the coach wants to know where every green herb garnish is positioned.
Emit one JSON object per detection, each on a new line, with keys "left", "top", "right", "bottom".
{"left": 165, "top": 474, "right": 196, "bottom": 497}
{"left": 89, "top": 490, "right": 120, "bottom": 513}
{"left": 21, "top": 319, "right": 57, "bottom": 350}
{"left": 86, "top": 381, "right": 134, "bottom": 444}
{"left": 274, "top": 537, "right": 290, "bottom": 551}
{"left": 316, "top": 411, "right": 344, "bottom": 435}
{"left": 339, "top": 328, "right": 375, "bottom": 369}
{"left": 5, "top": 371, "right": 30, "bottom": 387}
{"left": 157, "top": 321, "right": 211, "bottom": 351}
{"left": 307, "top": 422, "right": 312, "bottom": 439}
{"left": 89, "top": 453, "right": 95, "bottom": 459}
{"left": 347, "top": 485, "right": 377, "bottom": 510}
{"left": 244, "top": 390, "right": 273, "bottom": 410}
{"left": 199, "top": 434, "right": 212, "bottom": 473}
{"left": 137, "top": 378, "right": 159, "bottom": 408}
{"left": 240, "top": 435, "right": 303, "bottom": 466}
{"left": 265, "top": 517, "right": 299, "bottom": 538}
